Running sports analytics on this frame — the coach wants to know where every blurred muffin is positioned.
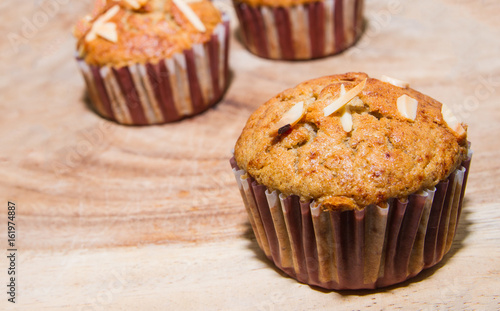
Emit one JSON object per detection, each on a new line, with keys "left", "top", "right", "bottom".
{"left": 231, "top": 72, "right": 472, "bottom": 289}
{"left": 74, "top": 0, "right": 230, "bottom": 125}
{"left": 233, "top": 0, "right": 364, "bottom": 60}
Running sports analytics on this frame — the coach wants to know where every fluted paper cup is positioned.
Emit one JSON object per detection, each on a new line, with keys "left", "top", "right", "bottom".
{"left": 76, "top": 15, "right": 230, "bottom": 125}
{"left": 230, "top": 149, "right": 472, "bottom": 290}
{"left": 234, "top": 0, "right": 363, "bottom": 60}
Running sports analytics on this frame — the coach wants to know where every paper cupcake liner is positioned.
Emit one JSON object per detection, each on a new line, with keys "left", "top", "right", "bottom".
{"left": 230, "top": 149, "right": 472, "bottom": 290}
{"left": 234, "top": 0, "right": 363, "bottom": 60}
{"left": 76, "top": 16, "right": 230, "bottom": 125}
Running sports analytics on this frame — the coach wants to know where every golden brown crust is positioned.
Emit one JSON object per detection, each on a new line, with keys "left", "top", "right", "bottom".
{"left": 233, "top": 0, "right": 319, "bottom": 8}
{"left": 74, "top": 0, "right": 222, "bottom": 67}
{"left": 234, "top": 73, "right": 469, "bottom": 210}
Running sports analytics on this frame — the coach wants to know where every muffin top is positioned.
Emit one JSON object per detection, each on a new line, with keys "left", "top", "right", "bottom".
{"left": 234, "top": 72, "right": 469, "bottom": 210}
{"left": 74, "top": 0, "right": 222, "bottom": 67}
{"left": 234, "top": 0, "right": 318, "bottom": 7}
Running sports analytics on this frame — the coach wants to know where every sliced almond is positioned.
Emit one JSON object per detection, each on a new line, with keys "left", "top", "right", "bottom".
{"left": 441, "top": 103, "right": 466, "bottom": 136}
{"left": 97, "top": 5, "right": 120, "bottom": 25}
{"left": 323, "top": 79, "right": 367, "bottom": 117}
{"left": 95, "top": 22, "right": 118, "bottom": 43}
{"left": 339, "top": 84, "right": 354, "bottom": 132}
{"left": 85, "top": 5, "right": 121, "bottom": 42}
{"left": 272, "top": 101, "right": 305, "bottom": 135}
{"left": 122, "top": 0, "right": 148, "bottom": 9}
{"left": 397, "top": 94, "right": 418, "bottom": 121}
{"left": 123, "top": 0, "right": 141, "bottom": 9}
{"left": 340, "top": 84, "right": 346, "bottom": 95}
{"left": 85, "top": 31, "right": 97, "bottom": 42}
{"left": 172, "top": 0, "right": 206, "bottom": 32}
{"left": 340, "top": 107, "right": 353, "bottom": 132}
{"left": 381, "top": 75, "right": 409, "bottom": 88}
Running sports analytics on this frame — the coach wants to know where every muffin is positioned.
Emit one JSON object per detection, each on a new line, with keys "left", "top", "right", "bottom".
{"left": 74, "top": 0, "right": 230, "bottom": 125}
{"left": 233, "top": 0, "right": 364, "bottom": 60}
{"left": 231, "top": 72, "right": 472, "bottom": 290}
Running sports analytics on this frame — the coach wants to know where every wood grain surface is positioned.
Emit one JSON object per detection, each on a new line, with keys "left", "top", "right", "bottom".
{"left": 1, "top": 0, "right": 500, "bottom": 309}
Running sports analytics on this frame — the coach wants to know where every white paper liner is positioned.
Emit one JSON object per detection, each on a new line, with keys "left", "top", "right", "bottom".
{"left": 231, "top": 152, "right": 472, "bottom": 290}
{"left": 76, "top": 15, "right": 230, "bottom": 125}
{"left": 234, "top": 0, "right": 364, "bottom": 60}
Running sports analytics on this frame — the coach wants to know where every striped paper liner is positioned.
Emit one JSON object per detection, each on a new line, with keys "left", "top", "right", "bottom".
{"left": 234, "top": 0, "right": 363, "bottom": 60}
{"left": 76, "top": 15, "right": 230, "bottom": 125}
{"left": 230, "top": 149, "right": 472, "bottom": 290}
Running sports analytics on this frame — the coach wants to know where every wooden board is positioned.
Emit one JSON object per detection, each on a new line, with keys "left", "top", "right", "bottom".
{"left": 1, "top": 0, "right": 500, "bottom": 309}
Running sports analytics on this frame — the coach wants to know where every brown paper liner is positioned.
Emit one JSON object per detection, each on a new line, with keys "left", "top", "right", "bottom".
{"left": 76, "top": 16, "right": 230, "bottom": 125}
{"left": 231, "top": 149, "right": 472, "bottom": 290}
{"left": 234, "top": 0, "right": 364, "bottom": 60}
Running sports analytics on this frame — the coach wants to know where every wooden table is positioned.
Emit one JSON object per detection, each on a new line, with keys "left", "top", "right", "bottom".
{"left": 1, "top": 0, "right": 499, "bottom": 309}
